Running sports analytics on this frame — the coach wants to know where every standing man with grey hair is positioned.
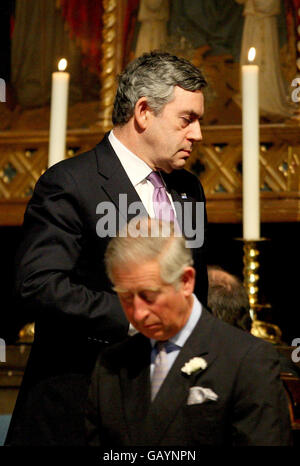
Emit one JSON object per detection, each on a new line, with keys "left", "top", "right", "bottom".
{"left": 86, "top": 219, "right": 292, "bottom": 446}
{"left": 7, "top": 51, "right": 208, "bottom": 445}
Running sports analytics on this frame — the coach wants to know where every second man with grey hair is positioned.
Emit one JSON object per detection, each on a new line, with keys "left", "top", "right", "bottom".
{"left": 8, "top": 51, "right": 208, "bottom": 445}
{"left": 86, "top": 219, "right": 291, "bottom": 446}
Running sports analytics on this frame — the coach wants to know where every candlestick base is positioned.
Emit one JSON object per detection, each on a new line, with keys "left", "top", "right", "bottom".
{"left": 235, "top": 238, "right": 283, "bottom": 344}
{"left": 251, "top": 319, "right": 283, "bottom": 345}
{"left": 18, "top": 322, "right": 35, "bottom": 343}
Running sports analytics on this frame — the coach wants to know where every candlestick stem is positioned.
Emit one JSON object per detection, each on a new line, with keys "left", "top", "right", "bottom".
{"left": 242, "top": 240, "right": 260, "bottom": 318}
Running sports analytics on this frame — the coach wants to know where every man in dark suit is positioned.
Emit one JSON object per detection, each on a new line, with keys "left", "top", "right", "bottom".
{"left": 86, "top": 219, "right": 292, "bottom": 446}
{"left": 207, "top": 265, "right": 300, "bottom": 378}
{"left": 6, "top": 51, "right": 208, "bottom": 445}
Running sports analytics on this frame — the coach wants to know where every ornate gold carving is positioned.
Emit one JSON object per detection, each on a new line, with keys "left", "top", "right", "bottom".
{"left": 188, "top": 142, "right": 242, "bottom": 194}
{"left": 0, "top": 130, "right": 101, "bottom": 202}
{"left": 286, "top": 146, "right": 300, "bottom": 191}
{"left": 0, "top": 145, "right": 47, "bottom": 199}
{"left": 98, "top": 0, "right": 118, "bottom": 130}
{"left": 187, "top": 131, "right": 300, "bottom": 197}
{"left": 0, "top": 125, "right": 299, "bottom": 224}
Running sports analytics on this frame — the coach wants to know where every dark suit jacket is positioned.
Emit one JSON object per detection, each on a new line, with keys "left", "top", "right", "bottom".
{"left": 6, "top": 133, "right": 208, "bottom": 445}
{"left": 86, "top": 308, "right": 292, "bottom": 446}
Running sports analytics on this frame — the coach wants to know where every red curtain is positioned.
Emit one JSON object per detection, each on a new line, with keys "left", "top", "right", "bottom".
{"left": 58, "top": 0, "right": 103, "bottom": 74}
{"left": 122, "top": 0, "right": 140, "bottom": 66}
{"left": 285, "top": 0, "right": 300, "bottom": 37}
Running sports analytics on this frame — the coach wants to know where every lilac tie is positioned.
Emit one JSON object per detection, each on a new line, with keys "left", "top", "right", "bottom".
{"left": 147, "top": 171, "right": 175, "bottom": 222}
{"left": 151, "top": 341, "right": 168, "bottom": 401}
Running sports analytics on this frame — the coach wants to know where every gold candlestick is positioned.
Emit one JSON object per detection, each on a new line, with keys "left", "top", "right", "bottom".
{"left": 236, "top": 238, "right": 282, "bottom": 344}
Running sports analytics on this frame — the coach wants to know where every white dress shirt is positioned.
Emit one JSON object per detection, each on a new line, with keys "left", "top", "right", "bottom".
{"left": 150, "top": 294, "right": 202, "bottom": 379}
{"left": 108, "top": 130, "right": 176, "bottom": 217}
{"left": 108, "top": 130, "right": 178, "bottom": 337}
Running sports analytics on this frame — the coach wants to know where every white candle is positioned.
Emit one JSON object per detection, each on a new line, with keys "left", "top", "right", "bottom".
{"left": 48, "top": 58, "right": 70, "bottom": 168}
{"left": 242, "top": 47, "right": 260, "bottom": 240}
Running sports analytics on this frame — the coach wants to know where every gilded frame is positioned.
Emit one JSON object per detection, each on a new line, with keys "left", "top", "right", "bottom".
{"left": 98, "top": 0, "right": 126, "bottom": 130}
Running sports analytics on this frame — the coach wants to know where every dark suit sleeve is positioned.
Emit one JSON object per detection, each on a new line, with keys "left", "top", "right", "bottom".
{"left": 232, "top": 340, "right": 292, "bottom": 445}
{"left": 85, "top": 358, "right": 102, "bottom": 446}
{"left": 15, "top": 163, "right": 128, "bottom": 338}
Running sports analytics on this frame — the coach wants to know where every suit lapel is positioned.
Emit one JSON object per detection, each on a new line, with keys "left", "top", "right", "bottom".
{"left": 95, "top": 135, "right": 148, "bottom": 224}
{"left": 94, "top": 138, "right": 196, "bottom": 229}
{"left": 140, "top": 308, "right": 217, "bottom": 445}
{"left": 162, "top": 172, "right": 194, "bottom": 235}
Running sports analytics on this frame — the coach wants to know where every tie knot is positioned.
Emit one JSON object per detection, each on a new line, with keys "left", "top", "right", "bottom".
{"left": 147, "top": 171, "right": 164, "bottom": 189}
{"left": 156, "top": 340, "right": 168, "bottom": 352}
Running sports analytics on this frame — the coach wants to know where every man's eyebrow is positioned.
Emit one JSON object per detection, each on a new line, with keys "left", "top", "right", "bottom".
{"left": 112, "top": 286, "right": 128, "bottom": 293}
{"left": 112, "top": 286, "right": 161, "bottom": 293}
{"left": 182, "top": 111, "right": 203, "bottom": 120}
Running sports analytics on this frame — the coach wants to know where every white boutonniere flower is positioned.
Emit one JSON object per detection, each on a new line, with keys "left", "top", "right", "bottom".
{"left": 181, "top": 357, "right": 207, "bottom": 376}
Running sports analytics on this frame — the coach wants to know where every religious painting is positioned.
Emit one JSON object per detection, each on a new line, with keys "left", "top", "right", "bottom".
{"left": 122, "top": 0, "right": 299, "bottom": 125}
{"left": 1, "top": 0, "right": 299, "bottom": 131}
{"left": 0, "top": 0, "right": 103, "bottom": 131}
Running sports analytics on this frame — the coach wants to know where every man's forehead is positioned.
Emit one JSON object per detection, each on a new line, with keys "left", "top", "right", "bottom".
{"left": 166, "top": 86, "right": 204, "bottom": 112}
{"left": 112, "top": 260, "right": 162, "bottom": 283}
{"left": 174, "top": 86, "right": 203, "bottom": 97}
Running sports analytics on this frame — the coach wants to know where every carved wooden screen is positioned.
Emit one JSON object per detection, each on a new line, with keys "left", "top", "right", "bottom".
{"left": 0, "top": 0, "right": 299, "bottom": 225}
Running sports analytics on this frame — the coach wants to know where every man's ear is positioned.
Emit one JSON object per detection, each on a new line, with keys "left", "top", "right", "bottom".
{"left": 181, "top": 267, "right": 196, "bottom": 296}
{"left": 134, "top": 97, "right": 151, "bottom": 130}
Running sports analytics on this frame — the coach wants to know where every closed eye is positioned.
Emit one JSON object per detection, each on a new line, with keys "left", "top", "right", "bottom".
{"left": 139, "top": 290, "right": 160, "bottom": 303}
{"left": 180, "top": 114, "right": 202, "bottom": 127}
{"left": 180, "top": 117, "right": 192, "bottom": 127}
{"left": 118, "top": 293, "right": 134, "bottom": 304}
{"left": 114, "top": 288, "right": 161, "bottom": 304}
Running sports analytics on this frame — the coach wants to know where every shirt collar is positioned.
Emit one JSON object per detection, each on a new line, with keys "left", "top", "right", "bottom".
{"left": 150, "top": 294, "right": 202, "bottom": 349}
{"left": 109, "top": 130, "right": 152, "bottom": 186}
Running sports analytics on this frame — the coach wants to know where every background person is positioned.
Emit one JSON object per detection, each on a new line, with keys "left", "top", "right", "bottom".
{"left": 207, "top": 265, "right": 300, "bottom": 378}
{"left": 207, "top": 265, "right": 252, "bottom": 331}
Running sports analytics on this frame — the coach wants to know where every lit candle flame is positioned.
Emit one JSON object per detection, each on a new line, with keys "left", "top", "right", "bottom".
{"left": 58, "top": 58, "right": 67, "bottom": 71}
{"left": 248, "top": 47, "right": 256, "bottom": 63}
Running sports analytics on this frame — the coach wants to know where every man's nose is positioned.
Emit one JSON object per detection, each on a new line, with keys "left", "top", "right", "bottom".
{"left": 132, "top": 295, "right": 150, "bottom": 321}
{"left": 188, "top": 120, "right": 202, "bottom": 142}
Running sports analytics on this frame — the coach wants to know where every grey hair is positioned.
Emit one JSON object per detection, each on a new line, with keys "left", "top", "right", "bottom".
{"left": 112, "top": 51, "right": 207, "bottom": 126}
{"left": 105, "top": 219, "right": 194, "bottom": 288}
{"left": 207, "top": 266, "right": 252, "bottom": 331}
